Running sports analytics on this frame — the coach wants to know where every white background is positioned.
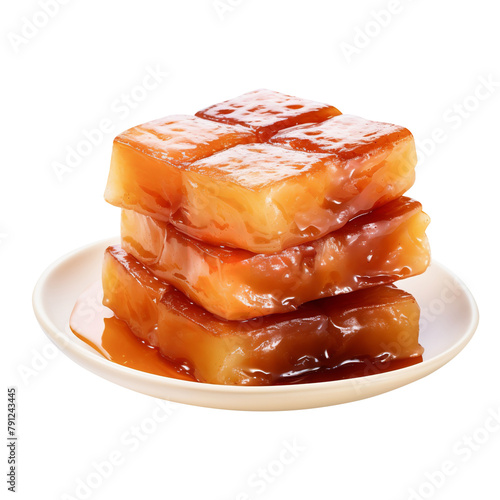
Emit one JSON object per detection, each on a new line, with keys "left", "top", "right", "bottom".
{"left": 2, "top": 0, "right": 499, "bottom": 498}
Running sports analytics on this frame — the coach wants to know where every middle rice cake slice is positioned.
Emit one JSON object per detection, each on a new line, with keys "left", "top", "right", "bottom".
{"left": 121, "top": 196, "right": 431, "bottom": 321}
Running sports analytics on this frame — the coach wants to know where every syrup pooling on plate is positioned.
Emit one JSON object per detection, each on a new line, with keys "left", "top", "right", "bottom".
{"left": 105, "top": 89, "right": 417, "bottom": 253}
{"left": 70, "top": 282, "right": 194, "bottom": 380}
{"left": 121, "top": 197, "right": 431, "bottom": 320}
{"left": 100, "top": 246, "right": 424, "bottom": 386}
{"left": 69, "top": 282, "right": 423, "bottom": 385}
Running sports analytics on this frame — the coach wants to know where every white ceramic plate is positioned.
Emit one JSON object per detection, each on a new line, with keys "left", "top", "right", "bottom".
{"left": 32, "top": 238, "right": 479, "bottom": 411}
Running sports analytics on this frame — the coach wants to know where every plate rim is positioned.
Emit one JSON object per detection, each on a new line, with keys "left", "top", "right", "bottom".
{"left": 32, "top": 238, "right": 480, "bottom": 403}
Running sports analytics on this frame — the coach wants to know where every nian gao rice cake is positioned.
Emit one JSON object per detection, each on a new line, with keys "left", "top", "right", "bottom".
{"left": 121, "top": 197, "right": 430, "bottom": 320}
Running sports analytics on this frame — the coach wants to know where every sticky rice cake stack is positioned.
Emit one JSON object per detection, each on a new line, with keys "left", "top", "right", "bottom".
{"left": 102, "top": 89, "right": 430, "bottom": 385}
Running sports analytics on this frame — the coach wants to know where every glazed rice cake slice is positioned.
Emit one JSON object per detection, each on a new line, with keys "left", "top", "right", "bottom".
{"left": 173, "top": 143, "right": 342, "bottom": 250}
{"left": 102, "top": 246, "right": 423, "bottom": 386}
{"left": 121, "top": 197, "right": 430, "bottom": 320}
{"left": 172, "top": 128, "right": 415, "bottom": 252}
{"left": 192, "top": 102, "right": 417, "bottom": 252}
{"left": 195, "top": 88, "right": 341, "bottom": 140}
{"left": 270, "top": 113, "right": 416, "bottom": 193}
{"left": 104, "top": 115, "right": 256, "bottom": 219}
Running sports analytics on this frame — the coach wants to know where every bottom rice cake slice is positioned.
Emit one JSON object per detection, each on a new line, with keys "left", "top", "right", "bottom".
{"left": 102, "top": 246, "right": 423, "bottom": 386}
{"left": 121, "top": 196, "right": 430, "bottom": 320}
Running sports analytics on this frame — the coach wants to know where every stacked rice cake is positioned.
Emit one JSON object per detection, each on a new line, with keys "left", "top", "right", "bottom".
{"left": 102, "top": 89, "right": 430, "bottom": 385}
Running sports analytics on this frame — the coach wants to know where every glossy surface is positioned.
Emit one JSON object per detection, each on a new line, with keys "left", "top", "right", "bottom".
{"left": 185, "top": 143, "right": 333, "bottom": 190}
{"left": 122, "top": 197, "right": 431, "bottom": 320}
{"left": 195, "top": 88, "right": 341, "bottom": 140}
{"left": 32, "top": 238, "right": 479, "bottom": 410}
{"left": 270, "top": 114, "right": 413, "bottom": 159}
{"left": 102, "top": 246, "right": 423, "bottom": 386}
{"left": 104, "top": 115, "right": 256, "bottom": 220}
{"left": 70, "top": 281, "right": 423, "bottom": 384}
{"left": 105, "top": 90, "right": 417, "bottom": 253}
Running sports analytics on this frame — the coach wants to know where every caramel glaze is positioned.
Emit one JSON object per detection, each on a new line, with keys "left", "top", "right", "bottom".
{"left": 70, "top": 282, "right": 422, "bottom": 386}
